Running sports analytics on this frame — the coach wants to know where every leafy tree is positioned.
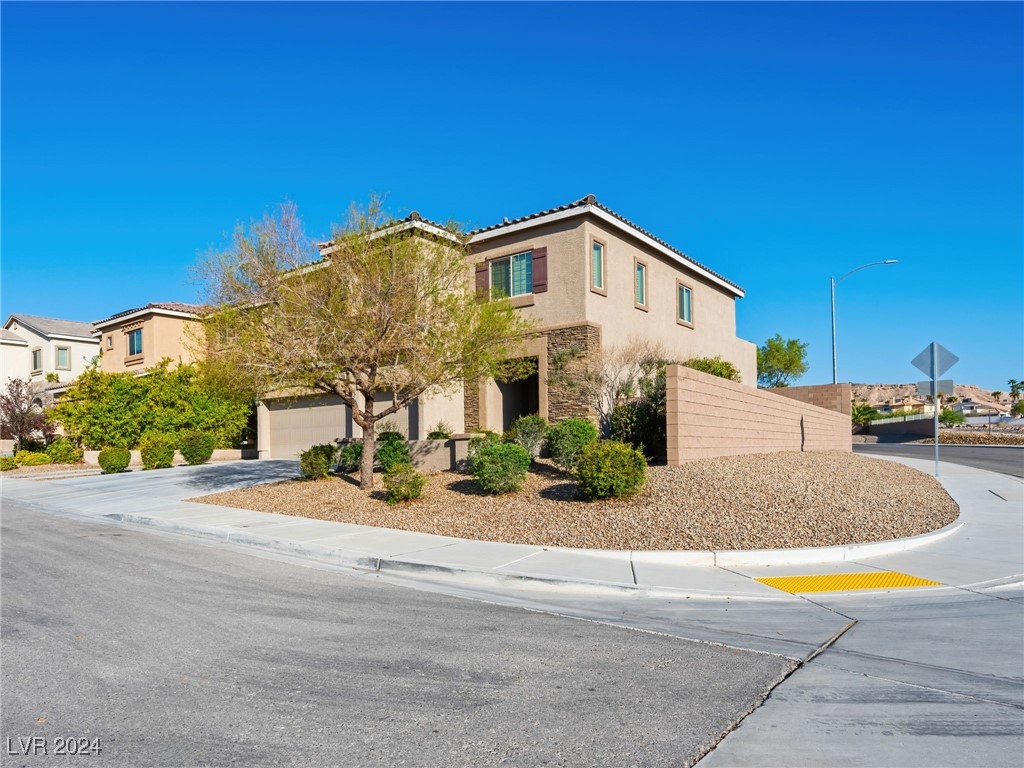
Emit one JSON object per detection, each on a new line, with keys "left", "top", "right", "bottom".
{"left": 939, "top": 408, "right": 966, "bottom": 426}
{"left": 1013, "top": 400, "right": 1024, "bottom": 418}
{"left": 196, "top": 200, "right": 535, "bottom": 490}
{"left": 757, "top": 335, "right": 809, "bottom": 388}
{"left": 0, "top": 377, "right": 54, "bottom": 449}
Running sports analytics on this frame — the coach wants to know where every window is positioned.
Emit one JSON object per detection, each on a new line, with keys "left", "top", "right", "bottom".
{"left": 56, "top": 346, "right": 71, "bottom": 370}
{"left": 106, "top": 335, "right": 113, "bottom": 349}
{"left": 591, "top": 240, "right": 606, "bottom": 293}
{"left": 677, "top": 282, "right": 693, "bottom": 326}
{"left": 490, "top": 251, "right": 532, "bottom": 297}
{"left": 127, "top": 328, "right": 143, "bottom": 356}
{"left": 634, "top": 260, "right": 648, "bottom": 309}
{"left": 31, "top": 348, "right": 42, "bottom": 372}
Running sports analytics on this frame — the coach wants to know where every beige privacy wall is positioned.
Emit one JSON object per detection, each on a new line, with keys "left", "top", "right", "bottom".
{"left": 665, "top": 365, "right": 852, "bottom": 464}
{"left": 768, "top": 382, "right": 852, "bottom": 416}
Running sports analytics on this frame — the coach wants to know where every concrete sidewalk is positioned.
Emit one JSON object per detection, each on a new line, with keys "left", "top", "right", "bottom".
{"left": 1, "top": 456, "right": 1019, "bottom": 601}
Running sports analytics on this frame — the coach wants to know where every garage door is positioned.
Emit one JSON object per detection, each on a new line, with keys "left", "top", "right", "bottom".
{"left": 264, "top": 395, "right": 352, "bottom": 459}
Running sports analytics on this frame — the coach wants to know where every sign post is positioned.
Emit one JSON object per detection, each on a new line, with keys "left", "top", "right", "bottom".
{"left": 911, "top": 342, "right": 959, "bottom": 477}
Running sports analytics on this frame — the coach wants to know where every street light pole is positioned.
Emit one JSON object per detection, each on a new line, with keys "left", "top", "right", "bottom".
{"left": 830, "top": 260, "right": 899, "bottom": 384}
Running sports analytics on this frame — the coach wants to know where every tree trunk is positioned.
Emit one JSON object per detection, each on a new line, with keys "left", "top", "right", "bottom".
{"left": 359, "top": 418, "right": 376, "bottom": 490}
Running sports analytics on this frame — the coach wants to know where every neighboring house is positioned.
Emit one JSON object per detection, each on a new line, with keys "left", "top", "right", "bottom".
{"left": 257, "top": 195, "right": 757, "bottom": 457}
{"left": 877, "top": 396, "right": 936, "bottom": 417}
{"left": 92, "top": 302, "right": 203, "bottom": 374}
{"left": 1, "top": 314, "right": 99, "bottom": 390}
{"left": 951, "top": 398, "right": 1001, "bottom": 417}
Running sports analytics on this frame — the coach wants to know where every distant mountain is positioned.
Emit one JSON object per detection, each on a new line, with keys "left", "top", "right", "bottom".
{"left": 851, "top": 383, "right": 1009, "bottom": 411}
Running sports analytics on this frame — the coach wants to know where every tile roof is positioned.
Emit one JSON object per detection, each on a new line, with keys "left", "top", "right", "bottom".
{"left": 469, "top": 195, "right": 743, "bottom": 294}
{"left": 315, "top": 210, "right": 458, "bottom": 251}
{"left": 5, "top": 314, "right": 96, "bottom": 339}
{"left": 94, "top": 302, "right": 203, "bottom": 326}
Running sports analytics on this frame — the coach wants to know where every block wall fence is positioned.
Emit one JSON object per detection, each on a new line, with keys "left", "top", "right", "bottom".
{"left": 665, "top": 366, "right": 852, "bottom": 464}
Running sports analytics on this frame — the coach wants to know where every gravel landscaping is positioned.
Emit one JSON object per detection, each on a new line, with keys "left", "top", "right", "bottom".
{"left": 191, "top": 451, "right": 959, "bottom": 551}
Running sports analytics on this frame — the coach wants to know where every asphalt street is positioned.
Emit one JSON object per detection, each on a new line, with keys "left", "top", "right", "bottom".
{"left": 0, "top": 502, "right": 791, "bottom": 768}
{"left": 854, "top": 443, "right": 1024, "bottom": 477}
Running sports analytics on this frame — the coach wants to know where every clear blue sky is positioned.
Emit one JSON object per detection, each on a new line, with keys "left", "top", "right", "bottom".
{"left": 3, "top": 2, "right": 1021, "bottom": 390}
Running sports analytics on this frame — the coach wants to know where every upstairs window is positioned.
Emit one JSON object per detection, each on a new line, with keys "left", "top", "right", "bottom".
{"left": 31, "top": 348, "right": 42, "bottom": 372}
{"left": 634, "top": 260, "right": 648, "bottom": 309}
{"left": 127, "top": 328, "right": 143, "bottom": 356}
{"left": 106, "top": 336, "right": 113, "bottom": 349}
{"left": 677, "top": 282, "right": 693, "bottom": 326}
{"left": 591, "top": 240, "right": 606, "bottom": 293}
{"left": 56, "top": 346, "right": 71, "bottom": 370}
{"left": 490, "top": 251, "right": 533, "bottom": 298}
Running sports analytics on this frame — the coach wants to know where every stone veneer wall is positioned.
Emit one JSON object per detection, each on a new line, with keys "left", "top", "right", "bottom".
{"left": 769, "top": 383, "right": 852, "bottom": 416}
{"left": 463, "top": 321, "right": 602, "bottom": 431}
{"left": 546, "top": 322, "right": 602, "bottom": 423}
{"left": 666, "top": 365, "right": 851, "bottom": 464}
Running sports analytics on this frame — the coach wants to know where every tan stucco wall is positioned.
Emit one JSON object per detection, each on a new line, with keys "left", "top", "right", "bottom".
{"left": 469, "top": 219, "right": 587, "bottom": 328}
{"left": 581, "top": 220, "right": 757, "bottom": 385}
{"left": 97, "top": 314, "right": 201, "bottom": 374}
{"left": 666, "top": 365, "right": 851, "bottom": 464}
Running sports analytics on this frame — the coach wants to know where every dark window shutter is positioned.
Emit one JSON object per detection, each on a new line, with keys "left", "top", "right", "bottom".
{"left": 475, "top": 263, "right": 489, "bottom": 301}
{"left": 532, "top": 247, "right": 548, "bottom": 293}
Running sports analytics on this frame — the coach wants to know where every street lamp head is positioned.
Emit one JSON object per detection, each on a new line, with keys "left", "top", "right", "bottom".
{"left": 883, "top": 260, "right": 898, "bottom": 265}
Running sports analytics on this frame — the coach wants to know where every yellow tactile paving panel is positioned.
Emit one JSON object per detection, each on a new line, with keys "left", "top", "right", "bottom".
{"left": 755, "top": 571, "right": 943, "bottom": 594}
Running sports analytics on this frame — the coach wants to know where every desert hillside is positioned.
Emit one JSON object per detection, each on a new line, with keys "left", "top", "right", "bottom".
{"left": 851, "top": 383, "right": 1009, "bottom": 410}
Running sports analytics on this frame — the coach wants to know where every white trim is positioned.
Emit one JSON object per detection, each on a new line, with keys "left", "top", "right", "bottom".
{"left": 0, "top": 338, "right": 29, "bottom": 347}
{"left": 470, "top": 204, "right": 744, "bottom": 298}
{"left": 317, "top": 219, "right": 461, "bottom": 257}
{"left": 93, "top": 307, "right": 199, "bottom": 331}
{"left": 48, "top": 333, "right": 100, "bottom": 342}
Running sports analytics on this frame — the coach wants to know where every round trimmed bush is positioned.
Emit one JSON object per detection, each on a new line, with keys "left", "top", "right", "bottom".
{"left": 299, "top": 443, "right": 336, "bottom": 479}
{"left": 98, "top": 447, "right": 131, "bottom": 474}
{"left": 180, "top": 431, "right": 216, "bottom": 466}
{"left": 383, "top": 462, "right": 427, "bottom": 504}
{"left": 0, "top": 457, "right": 18, "bottom": 471}
{"left": 375, "top": 431, "right": 411, "bottom": 472}
{"left": 545, "top": 418, "right": 598, "bottom": 471}
{"left": 139, "top": 434, "right": 177, "bottom": 470}
{"left": 470, "top": 442, "right": 531, "bottom": 495}
{"left": 15, "top": 451, "right": 50, "bottom": 466}
{"left": 575, "top": 440, "right": 647, "bottom": 501}
{"left": 337, "top": 441, "right": 363, "bottom": 473}
{"left": 46, "top": 438, "right": 84, "bottom": 465}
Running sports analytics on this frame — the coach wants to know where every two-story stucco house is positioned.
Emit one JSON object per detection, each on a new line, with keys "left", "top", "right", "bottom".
{"left": 1, "top": 314, "right": 100, "bottom": 389}
{"left": 92, "top": 302, "right": 203, "bottom": 374}
{"left": 464, "top": 195, "right": 756, "bottom": 432}
{"left": 256, "top": 196, "right": 756, "bottom": 457}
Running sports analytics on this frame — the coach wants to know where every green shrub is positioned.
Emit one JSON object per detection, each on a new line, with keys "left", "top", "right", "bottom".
{"left": 426, "top": 421, "right": 454, "bottom": 440}
{"left": 139, "top": 434, "right": 177, "bottom": 470}
{"left": 506, "top": 414, "right": 548, "bottom": 459}
{"left": 375, "top": 432, "right": 411, "bottom": 472}
{"left": 98, "top": 447, "right": 131, "bottom": 474}
{"left": 383, "top": 462, "right": 427, "bottom": 504}
{"left": 45, "top": 438, "right": 83, "bottom": 465}
{"left": 179, "top": 431, "right": 216, "bottom": 465}
{"left": 0, "top": 457, "right": 17, "bottom": 471}
{"left": 470, "top": 442, "right": 531, "bottom": 494}
{"left": 683, "top": 356, "right": 742, "bottom": 382}
{"left": 15, "top": 451, "right": 50, "bottom": 466}
{"left": 337, "top": 441, "right": 363, "bottom": 472}
{"left": 299, "top": 443, "right": 336, "bottom": 479}
{"left": 16, "top": 439, "right": 46, "bottom": 453}
{"left": 545, "top": 418, "right": 598, "bottom": 471}
{"left": 939, "top": 408, "right": 966, "bottom": 426}
{"left": 575, "top": 440, "right": 647, "bottom": 501}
